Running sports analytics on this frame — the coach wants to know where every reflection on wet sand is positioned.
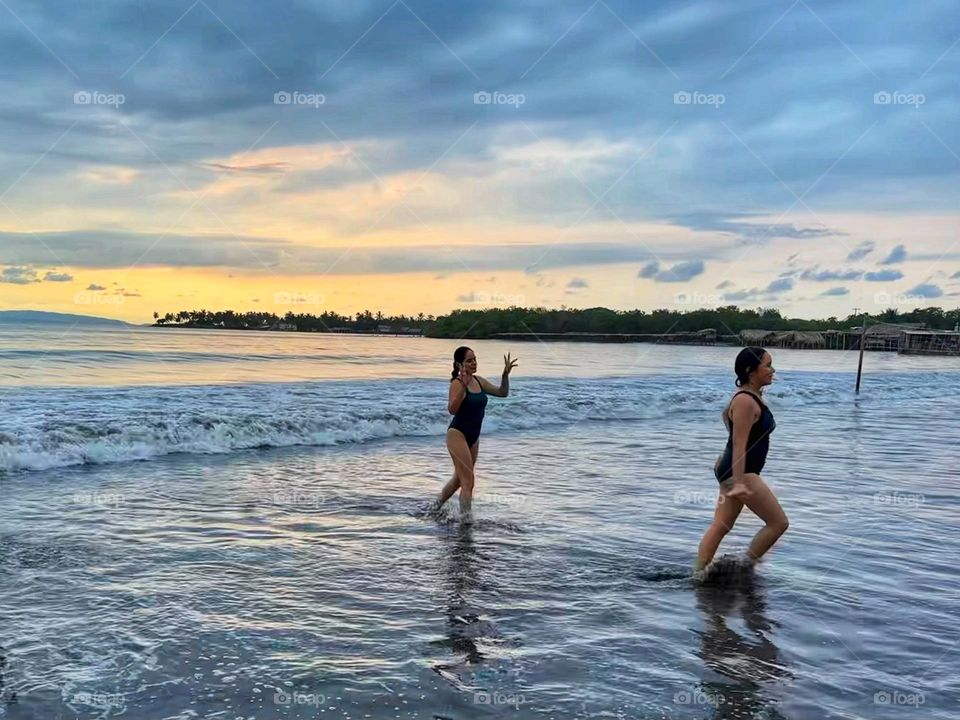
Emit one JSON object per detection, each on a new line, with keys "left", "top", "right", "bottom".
{"left": 430, "top": 522, "right": 501, "bottom": 692}
{"left": 694, "top": 564, "right": 793, "bottom": 719}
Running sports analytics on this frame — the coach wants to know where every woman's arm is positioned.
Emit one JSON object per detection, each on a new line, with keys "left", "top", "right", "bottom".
{"left": 729, "top": 395, "right": 760, "bottom": 484}
{"left": 448, "top": 378, "right": 467, "bottom": 415}
{"left": 477, "top": 374, "right": 508, "bottom": 397}
{"left": 477, "top": 352, "right": 517, "bottom": 397}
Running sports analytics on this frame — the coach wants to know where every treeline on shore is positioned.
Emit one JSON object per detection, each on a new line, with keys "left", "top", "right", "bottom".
{"left": 152, "top": 305, "right": 960, "bottom": 337}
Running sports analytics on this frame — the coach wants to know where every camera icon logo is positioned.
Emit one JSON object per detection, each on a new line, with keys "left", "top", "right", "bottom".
{"left": 274, "top": 91, "right": 292, "bottom": 105}
{"left": 473, "top": 91, "right": 492, "bottom": 105}
{"left": 674, "top": 91, "right": 691, "bottom": 104}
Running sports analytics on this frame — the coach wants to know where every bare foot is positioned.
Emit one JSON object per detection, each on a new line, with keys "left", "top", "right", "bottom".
{"left": 725, "top": 482, "right": 752, "bottom": 499}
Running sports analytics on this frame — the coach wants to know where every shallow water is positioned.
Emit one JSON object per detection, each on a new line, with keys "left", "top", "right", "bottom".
{"left": 0, "top": 327, "right": 957, "bottom": 718}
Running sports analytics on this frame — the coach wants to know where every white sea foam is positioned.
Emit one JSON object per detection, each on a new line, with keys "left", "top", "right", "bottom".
{"left": 0, "top": 372, "right": 947, "bottom": 474}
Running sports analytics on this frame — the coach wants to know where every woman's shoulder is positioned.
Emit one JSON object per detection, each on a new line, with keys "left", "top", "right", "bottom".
{"left": 731, "top": 390, "right": 763, "bottom": 408}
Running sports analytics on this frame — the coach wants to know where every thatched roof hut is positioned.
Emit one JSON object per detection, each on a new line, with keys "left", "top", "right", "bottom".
{"left": 740, "top": 329, "right": 773, "bottom": 345}
{"left": 739, "top": 329, "right": 826, "bottom": 348}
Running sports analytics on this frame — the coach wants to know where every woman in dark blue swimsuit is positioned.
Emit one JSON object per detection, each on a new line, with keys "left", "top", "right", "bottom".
{"left": 436, "top": 346, "right": 518, "bottom": 517}
{"left": 695, "top": 347, "right": 789, "bottom": 573}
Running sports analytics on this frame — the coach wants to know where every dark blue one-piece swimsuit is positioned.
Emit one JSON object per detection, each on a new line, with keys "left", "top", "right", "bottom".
{"left": 448, "top": 381, "right": 488, "bottom": 447}
{"left": 714, "top": 390, "right": 776, "bottom": 482}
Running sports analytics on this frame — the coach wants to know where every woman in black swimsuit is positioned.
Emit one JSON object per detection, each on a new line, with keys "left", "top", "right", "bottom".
{"left": 695, "top": 347, "right": 789, "bottom": 572}
{"left": 436, "top": 346, "right": 518, "bottom": 517}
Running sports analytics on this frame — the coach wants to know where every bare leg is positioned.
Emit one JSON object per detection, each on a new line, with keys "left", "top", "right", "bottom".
{"left": 445, "top": 430, "right": 477, "bottom": 518}
{"left": 437, "top": 438, "right": 478, "bottom": 507}
{"left": 436, "top": 471, "right": 460, "bottom": 507}
{"left": 696, "top": 482, "right": 744, "bottom": 570}
{"left": 741, "top": 473, "right": 789, "bottom": 563}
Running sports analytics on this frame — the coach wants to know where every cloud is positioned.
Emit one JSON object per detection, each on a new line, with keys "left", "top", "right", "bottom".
{"left": 0, "top": 266, "right": 40, "bottom": 284}
{"left": 0, "top": 0, "right": 958, "bottom": 315}
{"left": 637, "top": 261, "right": 660, "bottom": 278}
{"left": 864, "top": 269, "right": 903, "bottom": 281}
{"left": 879, "top": 244, "right": 907, "bottom": 264}
{"left": 799, "top": 267, "right": 863, "bottom": 281}
{"left": 669, "top": 212, "right": 839, "bottom": 246}
{"left": 44, "top": 271, "right": 74, "bottom": 282}
{"left": 846, "top": 241, "right": 875, "bottom": 261}
{"left": 821, "top": 286, "right": 850, "bottom": 296}
{"left": 951, "top": 270, "right": 960, "bottom": 279}
{"left": 86, "top": 283, "right": 107, "bottom": 290}
{"left": 566, "top": 277, "right": 589, "bottom": 289}
{"left": 198, "top": 161, "right": 290, "bottom": 174}
{"left": 766, "top": 277, "right": 794, "bottom": 294}
{"left": 715, "top": 279, "right": 733, "bottom": 289}
{"left": 653, "top": 260, "right": 705, "bottom": 283}
{"left": 720, "top": 276, "right": 794, "bottom": 302}
{"left": 906, "top": 283, "right": 943, "bottom": 298}
{"left": 0, "top": 230, "right": 683, "bottom": 275}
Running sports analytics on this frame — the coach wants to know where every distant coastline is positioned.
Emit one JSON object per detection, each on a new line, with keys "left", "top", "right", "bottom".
{"left": 0, "top": 310, "right": 131, "bottom": 328}
{"left": 149, "top": 306, "right": 960, "bottom": 354}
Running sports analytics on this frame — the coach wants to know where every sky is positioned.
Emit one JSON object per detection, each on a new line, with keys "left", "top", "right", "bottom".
{"left": 1, "top": 0, "right": 959, "bottom": 322}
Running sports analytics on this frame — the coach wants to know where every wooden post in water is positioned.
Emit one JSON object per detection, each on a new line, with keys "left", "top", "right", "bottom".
{"left": 855, "top": 315, "right": 868, "bottom": 394}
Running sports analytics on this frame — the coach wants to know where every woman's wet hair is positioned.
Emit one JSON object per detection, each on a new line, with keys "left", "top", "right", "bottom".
{"left": 734, "top": 346, "right": 767, "bottom": 387}
{"left": 451, "top": 346, "right": 472, "bottom": 379}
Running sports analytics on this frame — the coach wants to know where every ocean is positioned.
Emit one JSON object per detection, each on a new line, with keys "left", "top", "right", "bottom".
{"left": 0, "top": 325, "right": 957, "bottom": 719}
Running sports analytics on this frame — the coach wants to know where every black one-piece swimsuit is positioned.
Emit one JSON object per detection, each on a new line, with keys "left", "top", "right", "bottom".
{"left": 714, "top": 390, "right": 776, "bottom": 482}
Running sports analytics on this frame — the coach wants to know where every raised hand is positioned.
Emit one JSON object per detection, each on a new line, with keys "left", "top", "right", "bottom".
{"left": 502, "top": 352, "right": 518, "bottom": 375}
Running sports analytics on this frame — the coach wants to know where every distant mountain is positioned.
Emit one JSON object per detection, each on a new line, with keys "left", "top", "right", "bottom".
{"left": 0, "top": 310, "right": 131, "bottom": 327}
